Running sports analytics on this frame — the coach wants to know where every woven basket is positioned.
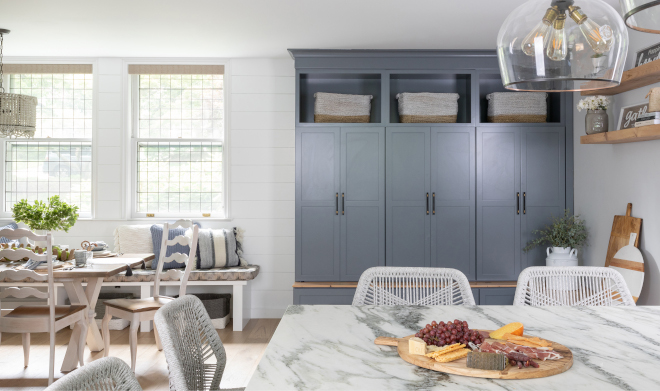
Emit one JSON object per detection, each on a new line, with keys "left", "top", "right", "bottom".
{"left": 396, "top": 92, "right": 459, "bottom": 123}
{"left": 314, "top": 92, "right": 372, "bottom": 123}
{"left": 647, "top": 88, "right": 660, "bottom": 113}
{"left": 487, "top": 92, "right": 547, "bottom": 123}
{"left": 176, "top": 293, "right": 231, "bottom": 329}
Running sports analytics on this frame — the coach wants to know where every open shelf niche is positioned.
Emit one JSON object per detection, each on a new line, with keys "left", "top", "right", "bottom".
{"left": 299, "top": 73, "right": 381, "bottom": 124}
{"left": 389, "top": 73, "right": 471, "bottom": 123}
{"left": 478, "top": 73, "right": 562, "bottom": 124}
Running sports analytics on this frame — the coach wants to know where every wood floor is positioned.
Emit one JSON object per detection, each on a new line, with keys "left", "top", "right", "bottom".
{"left": 0, "top": 318, "right": 280, "bottom": 390}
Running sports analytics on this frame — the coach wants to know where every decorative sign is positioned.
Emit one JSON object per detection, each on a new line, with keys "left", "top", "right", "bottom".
{"left": 618, "top": 102, "right": 649, "bottom": 130}
{"left": 635, "top": 42, "right": 660, "bottom": 67}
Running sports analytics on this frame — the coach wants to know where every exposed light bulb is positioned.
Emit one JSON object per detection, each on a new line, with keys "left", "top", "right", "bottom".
{"left": 546, "top": 15, "right": 568, "bottom": 62}
{"left": 569, "top": 6, "right": 614, "bottom": 54}
{"left": 521, "top": 7, "right": 559, "bottom": 56}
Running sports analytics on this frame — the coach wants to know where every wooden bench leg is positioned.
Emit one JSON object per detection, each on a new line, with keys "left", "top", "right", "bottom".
{"left": 139, "top": 285, "right": 152, "bottom": 332}
{"left": 232, "top": 283, "right": 251, "bottom": 331}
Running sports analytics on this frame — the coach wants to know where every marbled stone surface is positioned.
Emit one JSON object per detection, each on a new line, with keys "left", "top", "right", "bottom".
{"left": 247, "top": 305, "right": 660, "bottom": 390}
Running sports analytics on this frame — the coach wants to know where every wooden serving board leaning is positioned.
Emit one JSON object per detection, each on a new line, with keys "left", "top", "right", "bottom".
{"left": 605, "top": 203, "right": 642, "bottom": 268}
{"left": 375, "top": 331, "right": 573, "bottom": 380}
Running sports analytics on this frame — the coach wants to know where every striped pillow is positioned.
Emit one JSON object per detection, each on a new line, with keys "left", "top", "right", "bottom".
{"left": 0, "top": 222, "right": 18, "bottom": 244}
{"left": 196, "top": 228, "right": 246, "bottom": 269}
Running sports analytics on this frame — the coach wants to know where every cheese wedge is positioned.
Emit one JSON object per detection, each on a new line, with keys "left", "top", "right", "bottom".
{"left": 408, "top": 337, "right": 427, "bottom": 355}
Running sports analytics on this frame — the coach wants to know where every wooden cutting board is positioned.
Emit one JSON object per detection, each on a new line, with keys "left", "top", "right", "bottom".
{"left": 605, "top": 203, "right": 642, "bottom": 268}
{"left": 375, "top": 331, "right": 573, "bottom": 380}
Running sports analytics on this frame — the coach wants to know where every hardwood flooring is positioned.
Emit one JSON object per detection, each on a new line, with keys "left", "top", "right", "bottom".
{"left": 0, "top": 318, "right": 280, "bottom": 390}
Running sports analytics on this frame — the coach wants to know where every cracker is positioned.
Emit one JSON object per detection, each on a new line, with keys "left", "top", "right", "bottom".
{"left": 432, "top": 348, "right": 470, "bottom": 363}
{"left": 424, "top": 343, "right": 465, "bottom": 358}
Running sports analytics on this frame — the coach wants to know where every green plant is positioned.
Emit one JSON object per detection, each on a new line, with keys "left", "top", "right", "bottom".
{"left": 523, "top": 210, "right": 588, "bottom": 252}
{"left": 11, "top": 196, "right": 79, "bottom": 232}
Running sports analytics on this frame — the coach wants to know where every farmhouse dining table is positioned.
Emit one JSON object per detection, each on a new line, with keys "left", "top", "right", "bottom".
{"left": 246, "top": 305, "right": 660, "bottom": 390}
{"left": 0, "top": 253, "right": 153, "bottom": 372}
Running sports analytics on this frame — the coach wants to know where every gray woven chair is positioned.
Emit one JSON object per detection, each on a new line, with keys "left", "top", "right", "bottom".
{"left": 45, "top": 357, "right": 142, "bottom": 391}
{"left": 155, "top": 295, "right": 243, "bottom": 391}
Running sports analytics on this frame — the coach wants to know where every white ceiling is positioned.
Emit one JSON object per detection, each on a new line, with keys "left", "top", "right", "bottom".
{"left": 0, "top": 0, "right": 623, "bottom": 58}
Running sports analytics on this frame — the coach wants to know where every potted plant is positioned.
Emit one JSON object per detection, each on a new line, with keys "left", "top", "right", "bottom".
{"left": 523, "top": 210, "right": 588, "bottom": 266}
{"left": 577, "top": 95, "right": 610, "bottom": 135}
{"left": 12, "top": 195, "right": 79, "bottom": 246}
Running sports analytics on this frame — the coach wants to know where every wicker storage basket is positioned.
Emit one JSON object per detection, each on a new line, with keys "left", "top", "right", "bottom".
{"left": 176, "top": 293, "right": 231, "bottom": 329}
{"left": 396, "top": 92, "right": 459, "bottom": 123}
{"left": 314, "top": 92, "right": 372, "bottom": 123}
{"left": 487, "top": 92, "right": 547, "bottom": 123}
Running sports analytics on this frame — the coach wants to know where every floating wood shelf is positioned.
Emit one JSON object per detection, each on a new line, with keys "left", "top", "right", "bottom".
{"left": 580, "top": 124, "right": 660, "bottom": 144}
{"left": 581, "top": 60, "right": 660, "bottom": 96}
{"left": 292, "top": 281, "right": 518, "bottom": 289}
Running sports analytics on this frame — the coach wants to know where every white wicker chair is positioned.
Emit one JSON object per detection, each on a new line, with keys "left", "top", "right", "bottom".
{"left": 154, "top": 295, "right": 243, "bottom": 391}
{"left": 514, "top": 266, "right": 636, "bottom": 307}
{"left": 352, "top": 267, "right": 475, "bottom": 306}
{"left": 45, "top": 356, "right": 142, "bottom": 391}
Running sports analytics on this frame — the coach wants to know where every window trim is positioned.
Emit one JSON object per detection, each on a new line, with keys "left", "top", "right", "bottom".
{"left": 128, "top": 70, "right": 229, "bottom": 220}
{"left": 0, "top": 68, "right": 96, "bottom": 219}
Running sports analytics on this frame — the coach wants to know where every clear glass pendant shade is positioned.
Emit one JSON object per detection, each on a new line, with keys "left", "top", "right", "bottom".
{"left": 621, "top": 0, "right": 660, "bottom": 34}
{"left": 497, "top": 0, "right": 628, "bottom": 91}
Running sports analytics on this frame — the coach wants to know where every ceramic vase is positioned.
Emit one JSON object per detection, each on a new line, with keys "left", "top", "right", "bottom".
{"left": 546, "top": 246, "right": 578, "bottom": 267}
{"left": 585, "top": 109, "right": 608, "bottom": 135}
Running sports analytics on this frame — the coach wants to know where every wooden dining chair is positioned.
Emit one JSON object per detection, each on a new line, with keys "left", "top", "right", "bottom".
{"left": 352, "top": 267, "right": 475, "bottom": 305}
{"left": 0, "top": 228, "right": 87, "bottom": 385}
{"left": 513, "top": 266, "right": 636, "bottom": 306}
{"left": 102, "top": 220, "right": 199, "bottom": 371}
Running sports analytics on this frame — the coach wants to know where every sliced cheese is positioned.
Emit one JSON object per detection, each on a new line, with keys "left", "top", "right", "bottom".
{"left": 408, "top": 337, "right": 427, "bottom": 355}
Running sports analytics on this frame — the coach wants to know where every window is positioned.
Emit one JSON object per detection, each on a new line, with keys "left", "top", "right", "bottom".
{"left": 130, "top": 65, "right": 226, "bottom": 218}
{"left": 4, "top": 69, "right": 93, "bottom": 217}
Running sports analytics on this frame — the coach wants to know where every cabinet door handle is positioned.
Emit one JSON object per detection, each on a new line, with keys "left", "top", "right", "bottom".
{"left": 432, "top": 192, "right": 436, "bottom": 215}
{"left": 523, "top": 192, "right": 526, "bottom": 215}
{"left": 426, "top": 193, "right": 429, "bottom": 215}
{"left": 335, "top": 193, "right": 339, "bottom": 215}
{"left": 342, "top": 193, "right": 345, "bottom": 215}
{"left": 517, "top": 192, "right": 520, "bottom": 215}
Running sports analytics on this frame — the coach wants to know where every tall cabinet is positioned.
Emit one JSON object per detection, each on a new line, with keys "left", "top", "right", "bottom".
{"left": 292, "top": 50, "right": 573, "bottom": 304}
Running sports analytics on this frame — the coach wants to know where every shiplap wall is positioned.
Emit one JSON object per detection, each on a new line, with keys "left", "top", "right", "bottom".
{"left": 3, "top": 57, "right": 296, "bottom": 318}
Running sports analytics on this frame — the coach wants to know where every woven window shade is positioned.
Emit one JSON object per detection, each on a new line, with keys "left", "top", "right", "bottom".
{"left": 128, "top": 64, "right": 224, "bottom": 75}
{"left": 2, "top": 64, "right": 93, "bottom": 74}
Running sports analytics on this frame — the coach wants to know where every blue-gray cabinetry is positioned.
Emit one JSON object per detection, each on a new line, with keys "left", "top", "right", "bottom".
{"left": 294, "top": 288, "right": 357, "bottom": 305}
{"left": 479, "top": 287, "right": 517, "bottom": 305}
{"left": 477, "top": 127, "right": 566, "bottom": 281}
{"left": 296, "top": 127, "right": 385, "bottom": 282}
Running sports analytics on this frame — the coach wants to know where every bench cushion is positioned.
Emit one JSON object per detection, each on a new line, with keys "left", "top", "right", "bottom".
{"left": 101, "top": 265, "right": 260, "bottom": 283}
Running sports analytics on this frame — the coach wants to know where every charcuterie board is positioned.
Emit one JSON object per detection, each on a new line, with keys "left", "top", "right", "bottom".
{"left": 374, "top": 331, "right": 573, "bottom": 380}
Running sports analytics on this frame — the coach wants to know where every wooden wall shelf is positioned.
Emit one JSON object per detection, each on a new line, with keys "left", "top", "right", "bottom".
{"left": 580, "top": 124, "right": 660, "bottom": 144}
{"left": 581, "top": 60, "right": 660, "bottom": 96}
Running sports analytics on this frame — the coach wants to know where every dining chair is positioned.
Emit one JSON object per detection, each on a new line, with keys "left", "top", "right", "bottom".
{"left": 45, "top": 356, "right": 142, "bottom": 391}
{"left": 102, "top": 220, "right": 199, "bottom": 371}
{"left": 352, "top": 267, "right": 475, "bottom": 305}
{"left": 513, "top": 266, "right": 636, "bottom": 306}
{"left": 0, "top": 228, "right": 87, "bottom": 385}
{"left": 154, "top": 295, "right": 243, "bottom": 391}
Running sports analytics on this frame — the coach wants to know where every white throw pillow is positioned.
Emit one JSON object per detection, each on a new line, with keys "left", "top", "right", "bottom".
{"left": 113, "top": 225, "right": 155, "bottom": 254}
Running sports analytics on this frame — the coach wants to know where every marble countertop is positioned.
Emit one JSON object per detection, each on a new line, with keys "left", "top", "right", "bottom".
{"left": 246, "top": 305, "right": 660, "bottom": 390}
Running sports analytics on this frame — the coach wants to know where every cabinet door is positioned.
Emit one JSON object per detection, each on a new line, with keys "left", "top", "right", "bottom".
{"left": 476, "top": 127, "right": 521, "bottom": 281}
{"left": 386, "top": 128, "right": 431, "bottom": 267}
{"left": 341, "top": 128, "right": 385, "bottom": 280}
{"left": 296, "top": 128, "right": 340, "bottom": 281}
{"left": 521, "top": 127, "right": 566, "bottom": 268}
{"left": 479, "top": 287, "right": 516, "bottom": 305}
{"left": 430, "top": 127, "right": 476, "bottom": 279}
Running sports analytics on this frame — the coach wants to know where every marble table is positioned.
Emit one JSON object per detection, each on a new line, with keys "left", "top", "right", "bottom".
{"left": 247, "top": 305, "right": 660, "bottom": 390}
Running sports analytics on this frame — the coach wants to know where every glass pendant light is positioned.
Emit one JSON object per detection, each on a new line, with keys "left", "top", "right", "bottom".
{"left": 497, "top": 0, "right": 628, "bottom": 91}
{"left": 620, "top": 0, "right": 660, "bottom": 34}
{"left": 0, "top": 29, "right": 37, "bottom": 138}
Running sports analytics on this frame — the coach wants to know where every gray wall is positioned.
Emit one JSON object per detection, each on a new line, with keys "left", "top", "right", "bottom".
{"left": 573, "top": 31, "right": 660, "bottom": 305}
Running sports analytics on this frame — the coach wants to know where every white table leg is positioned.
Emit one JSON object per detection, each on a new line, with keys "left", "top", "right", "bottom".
{"left": 61, "top": 277, "right": 105, "bottom": 372}
{"left": 232, "top": 283, "right": 250, "bottom": 331}
{"left": 139, "top": 284, "right": 152, "bottom": 332}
